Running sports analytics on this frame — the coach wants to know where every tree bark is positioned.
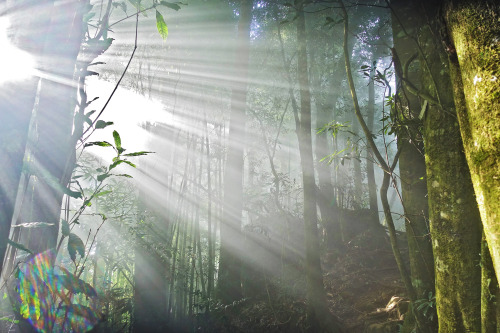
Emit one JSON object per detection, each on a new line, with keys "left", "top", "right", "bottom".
{"left": 0, "top": 0, "right": 54, "bottom": 275}
{"left": 444, "top": 0, "right": 500, "bottom": 286}
{"left": 417, "top": 1, "right": 482, "bottom": 330}
{"left": 390, "top": 2, "right": 436, "bottom": 330}
{"left": 366, "top": 59, "right": 379, "bottom": 222}
{"left": 295, "top": 1, "right": 343, "bottom": 332}
{"left": 217, "top": 0, "right": 252, "bottom": 304}
{"left": 23, "top": 0, "right": 85, "bottom": 253}
{"left": 351, "top": 112, "right": 363, "bottom": 209}
{"left": 311, "top": 49, "right": 340, "bottom": 250}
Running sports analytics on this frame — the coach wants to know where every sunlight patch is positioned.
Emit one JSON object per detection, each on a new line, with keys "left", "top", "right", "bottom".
{"left": 0, "top": 18, "right": 36, "bottom": 84}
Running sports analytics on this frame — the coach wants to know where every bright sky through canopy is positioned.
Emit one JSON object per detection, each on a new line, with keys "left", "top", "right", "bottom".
{"left": 0, "top": 18, "right": 36, "bottom": 84}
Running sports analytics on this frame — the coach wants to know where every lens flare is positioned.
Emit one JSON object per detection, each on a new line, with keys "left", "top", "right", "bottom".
{"left": 13, "top": 249, "right": 100, "bottom": 332}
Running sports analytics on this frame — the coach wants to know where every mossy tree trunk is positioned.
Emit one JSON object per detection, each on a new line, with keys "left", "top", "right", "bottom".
{"left": 480, "top": 232, "right": 500, "bottom": 332}
{"left": 418, "top": 1, "right": 482, "bottom": 330}
{"left": 444, "top": 0, "right": 500, "bottom": 287}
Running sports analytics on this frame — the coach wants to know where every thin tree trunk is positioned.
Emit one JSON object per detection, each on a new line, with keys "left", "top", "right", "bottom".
{"left": 295, "top": 1, "right": 343, "bottom": 332}
{"left": 351, "top": 112, "right": 363, "bottom": 209}
{"left": 217, "top": 0, "right": 252, "bottom": 304}
{"left": 390, "top": 2, "right": 436, "bottom": 330}
{"left": 204, "top": 119, "right": 214, "bottom": 307}
{"left": 366, "top": 59, "right": 379, "bottom": 222}
{"left": 340, "top": 1, "right": 430, "bottom": 331}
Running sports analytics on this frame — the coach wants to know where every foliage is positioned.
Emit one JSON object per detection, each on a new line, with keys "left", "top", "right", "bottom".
{"left": 4, "top": 1, "right": 175, "bottom": 330}
{"left": 414, "top": 291, "right": 436, "bottom": 322}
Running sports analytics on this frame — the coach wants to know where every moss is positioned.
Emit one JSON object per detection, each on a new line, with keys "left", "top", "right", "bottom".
{"left": 418, "top": 3, "right": 483, "bottom": 331}
{"left": 446, "top": 2, "right": 500, "bottom": 286}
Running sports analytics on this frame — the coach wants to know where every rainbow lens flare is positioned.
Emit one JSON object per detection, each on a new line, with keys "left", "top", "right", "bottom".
{"left": 13, "top": 249, "right": 100, "bottom": 332}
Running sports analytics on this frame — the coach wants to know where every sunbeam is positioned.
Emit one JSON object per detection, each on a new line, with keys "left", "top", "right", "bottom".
{"left": 0, "top": 18, "right": 36, "bottom": 85}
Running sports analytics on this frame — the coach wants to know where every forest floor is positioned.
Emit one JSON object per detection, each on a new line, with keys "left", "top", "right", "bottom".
{"left": 203, "top": 231, "right": 408, "bottom": 333}
{"left": 324, "top": 237, "right": 408, "bottom": 332}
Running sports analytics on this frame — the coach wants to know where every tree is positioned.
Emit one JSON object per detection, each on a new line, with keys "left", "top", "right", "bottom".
{"left": 20, "top": 0, "right": 86, "bottom": 253}
{"left": 444, "top": 0, "right": 500, "bottom": 285}
{"left": 0, "top": 0, "right": 54, "bottom": 276}
{"left": 217, "top": 0, "right": 253, "bottom": 304}
{"left": 390, "top": 1, "right": 436, "bottom": 330}
{"left": 294, "top": 1, "right": 343, "bottom": 331}
{"left": 395, "top": 0, "right": 483, "bottom": 329}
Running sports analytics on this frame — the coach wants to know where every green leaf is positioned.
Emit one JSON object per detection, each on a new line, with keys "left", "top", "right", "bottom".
{"left": 97, "top": 173, "right": 111, "bottom": 182}
{"left": 57, "top": 267, "right": 97, "bottom": 297}
{"left": 84, "top": 141, "right": 112, "bottom": 148}
{"left": 83, "top": 37, "right": 114, "bottom": 58}
{"left": 95, "top": 120, "right": 114, "bottom": 129}
{"left": 122, "top": 160, "right": 136, "bottom": 168}
{"left": 56, "top": 304, "right": 100, "bottom": 330}
{"left": 112, "top": 130, "right": 123, "bottom": 153}
{"left": 123, "top": 151, "right": 154, "bottom": 157}
{"left": 83, "top": 12, "right": 96, "bottom": 22}
{"left": 68, "top": 233, "right": 85, "bottom": 262}
{"left": 61, "top": 219, "right": 70, "bottom": 237}
{"left": 127, "top": 0, "right": 148, "bottom": 16}
{"left": 94, "top": 190, "right": 112, "bottom": 198}
{"left": 112, "top": 1, "right": 127, "bottom": 13}
{"left": 63, "top": 187, "right": 82, "bottom": 199}
{"left": 109, "top": 159, "right": 136, "bottom": 171}
{"left": 156, "top": 10, "right": 168, "bottom": 40}
{"left": 160, "top": 1, "right": 181, "bottom": 10}
{"left": 0, "top": 317, "right": 19, "bottom": 324}
{"left": 7, "top": 239, "right": 33, "bottom": 254}
{"left": 116, "top": 174, "right": 133, "bottom": 178}
{"left": 88, "top": 62, "right": 105, "bottom": 67}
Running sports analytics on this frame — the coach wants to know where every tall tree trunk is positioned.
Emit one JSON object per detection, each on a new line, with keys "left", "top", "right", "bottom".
{"left": 444, "top": 0, "right": 500, "bottom": 285}
{"left": 295, "top": 1, "right": 343, "bottom": 332}
{"left": 311, "top": 52, "right": 340, "bottom": 250}
{"left": 366, "top": 59, "right": 378, "bottom": 222}
{"left": 25, "top": 0, "right": 85, "bottom": 253}
{"left": 390, "top": 2, "right": 436, "bottom": 330}
{"left": 133, "top": 135, "right": 168, "bottom": 332}
{"left": 351, "top": 112, "right": 363, "bottom": 209}
{"left": 203, "top": 120, "right": 215, "bottom": 306}
{"left": 217, "top": 0, "right": 252, "bottom": 304}
{"left": 133, "top": 231, "right": 168, "bottom": 332}
{"left": 0, "top": 0, "right": 54, "bottom": 275}
{"left": 416, "top": 1, "right": 482, "bottom": 330}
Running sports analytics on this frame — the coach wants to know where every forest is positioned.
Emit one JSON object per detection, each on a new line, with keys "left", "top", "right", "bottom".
{"left": 0, "top": 0, "right": 498, "bottom": 332}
